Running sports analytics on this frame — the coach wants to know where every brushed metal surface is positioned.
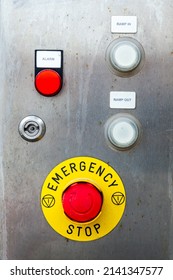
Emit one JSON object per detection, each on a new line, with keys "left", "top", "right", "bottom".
{"left": 0, "top": 0, "right": 173, "bottom": 259}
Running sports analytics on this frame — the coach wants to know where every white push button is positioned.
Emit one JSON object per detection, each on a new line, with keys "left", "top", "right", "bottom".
{"left": 110, "top": 41, "right": 141, "bottom": 72}
{"left": 106, "top": 38, "right": 145, "bottom": 77}
{"left": 105, "top": 114, "right": 140, "bottom": 150}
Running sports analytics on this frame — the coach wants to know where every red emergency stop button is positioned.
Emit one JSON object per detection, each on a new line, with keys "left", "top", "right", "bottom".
{"left": 62, "top": 182, "right": 103, "bottom": 222}
{"left": 35, "top": 69, "right": 62, "bottom": 96}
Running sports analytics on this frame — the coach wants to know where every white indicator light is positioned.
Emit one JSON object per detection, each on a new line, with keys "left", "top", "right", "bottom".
{"left": 110, "top": 41, "right": 141, "bottom": 72}
{"left": 105, "top": 114, "right": 141, "bottom": 150}
{"left": 105, "top": 37, "right": 145, "bottom": 77}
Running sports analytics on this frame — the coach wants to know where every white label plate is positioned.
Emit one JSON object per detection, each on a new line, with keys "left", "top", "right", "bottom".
{"left": 111, "top": 16, "right": 137, "bottom": 33}
{"left": 36, "top": 51, "right": 61, "bottom": 68}
{"left": 110, "top": 91, "right": 136, "bottom": 109}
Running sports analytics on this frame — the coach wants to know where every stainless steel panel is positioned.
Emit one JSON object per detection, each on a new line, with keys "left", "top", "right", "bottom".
{"left": 0, "top": 0, "right": 173, "bottom": 259}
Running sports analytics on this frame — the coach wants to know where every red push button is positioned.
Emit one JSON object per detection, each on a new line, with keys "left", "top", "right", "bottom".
{"left": 35, "top": 69, "right": 62, "bottom": 96}
{"left": 62, "top": 182, "right": 103, "bottom": 222}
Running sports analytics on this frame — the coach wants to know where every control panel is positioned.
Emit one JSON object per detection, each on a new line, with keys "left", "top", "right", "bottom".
{"left": 0, "top": 0, "right": 173, "bottom": 260}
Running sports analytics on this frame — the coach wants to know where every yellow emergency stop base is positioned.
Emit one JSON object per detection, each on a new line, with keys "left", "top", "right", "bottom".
{"left": 41, "top": 156, "right": 126, "bottom": 241}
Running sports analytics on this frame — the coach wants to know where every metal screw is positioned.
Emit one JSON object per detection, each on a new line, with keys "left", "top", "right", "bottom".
{"left": 19, "top": 116, "right": 46, "bottom": 142}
